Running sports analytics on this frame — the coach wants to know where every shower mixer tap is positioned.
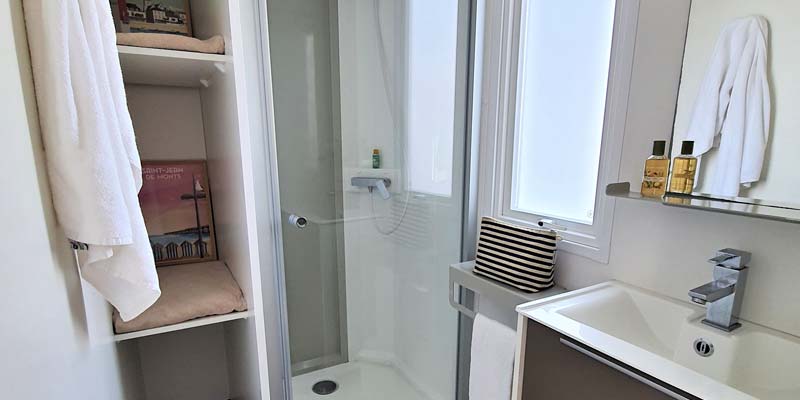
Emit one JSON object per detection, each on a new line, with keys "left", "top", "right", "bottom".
{"left": 351, "top": 177, "right": 392, "bottom": 200}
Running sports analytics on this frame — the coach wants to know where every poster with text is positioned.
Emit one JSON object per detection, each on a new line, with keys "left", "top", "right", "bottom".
{"left": 139, "top": 160, "right": 216, "bottom": 266}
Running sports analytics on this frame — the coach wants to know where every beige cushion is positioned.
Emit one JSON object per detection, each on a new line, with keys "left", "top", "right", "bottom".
{"left": 116, "top": 33, "right": 226, "bottom": 54}
{"left": 113, "top": 261, "right": 247, "bottom": 334}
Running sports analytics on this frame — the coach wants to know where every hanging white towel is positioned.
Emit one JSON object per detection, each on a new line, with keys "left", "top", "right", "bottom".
{"left": 469, "top": 313, "right": 517, "bottom": 400}
{"left": 23, "top": 0, "right": 160, "bottom": 321}
{"left": 685, "top": 16, "right": 771, "bottom": 198}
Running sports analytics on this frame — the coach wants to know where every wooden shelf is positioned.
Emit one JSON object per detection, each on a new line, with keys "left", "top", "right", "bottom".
{"left": 117, "top": 45, "right": 232, "bottom": 88}
{"left": 114, "top": 310, "right": 253, "bottom": 342}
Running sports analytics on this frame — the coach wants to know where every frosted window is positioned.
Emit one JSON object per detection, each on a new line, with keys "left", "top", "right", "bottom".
{"left": 510, "top": 0, "right": 616, "bottom": 225}
{"left": 406, "top": 0, "right": 458, "bottom": 197}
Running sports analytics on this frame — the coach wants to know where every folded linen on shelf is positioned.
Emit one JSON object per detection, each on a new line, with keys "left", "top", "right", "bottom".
{"left": 113, "top": 261, "right": 247, "bottom": 334}
{"left": 117, "top": 32, "right": 225, "bottom": 54}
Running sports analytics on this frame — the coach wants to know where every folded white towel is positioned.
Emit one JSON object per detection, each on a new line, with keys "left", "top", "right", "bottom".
{"left": 469, "top": 313, "right": 517, "bottom": 400}
{"left": 24, "top": 0, "right": 160, "bottom": 321}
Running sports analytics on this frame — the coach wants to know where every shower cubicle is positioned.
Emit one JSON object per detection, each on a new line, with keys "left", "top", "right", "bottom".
{"left": 265, "top": 0, "right": 472, "bottom": 398}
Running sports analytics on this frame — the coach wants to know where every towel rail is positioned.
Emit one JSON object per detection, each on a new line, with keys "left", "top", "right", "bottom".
{"left": 281, "top": 210, "right": 374, "bottom": 226}
{"left": 449, "top": 279, "right": 476, "bottom": 319}
{"left": 70, "top": 240, "right": 89, "bottom": 251}
{"left": 69, "top": 241, "right": 88, "bottom": 279}
{"left": 448, "top": 261, "right": 566, "bottom": 319}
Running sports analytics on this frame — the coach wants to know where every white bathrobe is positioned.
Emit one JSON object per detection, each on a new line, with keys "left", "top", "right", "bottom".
{"left": 685, "top": 16, "right": 770, "bottom": 198}
{"left": 24, "top": 0, "right": 160, "bottom": 321}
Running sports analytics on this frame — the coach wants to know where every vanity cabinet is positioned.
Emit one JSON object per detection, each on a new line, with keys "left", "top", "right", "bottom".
{"left": 512, "top": 318, "right": 700, "bottom": 400}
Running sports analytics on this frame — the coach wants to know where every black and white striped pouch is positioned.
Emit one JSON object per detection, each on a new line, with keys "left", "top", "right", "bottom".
{"left": 474, "top": 216, "right": 558, "bottom": 293}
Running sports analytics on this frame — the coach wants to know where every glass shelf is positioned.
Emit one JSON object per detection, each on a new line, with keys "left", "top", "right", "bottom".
{"left": 606, "top": 182, "right": 800, "bottom": 224}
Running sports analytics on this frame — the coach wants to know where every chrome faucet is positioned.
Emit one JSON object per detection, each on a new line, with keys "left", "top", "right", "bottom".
{"left": 688, "top": 248, "right": 751, "bottom": 332}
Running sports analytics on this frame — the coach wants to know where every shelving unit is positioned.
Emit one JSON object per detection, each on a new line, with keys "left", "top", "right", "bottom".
{"left": 117, "top": 45, "right": 232, "bottom": 87}
{"left": 114, "top": 310, "right": 253, "bottom": 342}
{"left": 97, "top": 1, "right": 271, "bottom": 399}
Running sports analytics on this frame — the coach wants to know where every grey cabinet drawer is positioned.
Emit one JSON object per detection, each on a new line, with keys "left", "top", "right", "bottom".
{"left": 517, "top": 319, "right": 701, "bottom": 400}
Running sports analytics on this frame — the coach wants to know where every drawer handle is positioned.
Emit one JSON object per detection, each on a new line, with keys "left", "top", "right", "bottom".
{"left": 559, "top": 338, "right": 691, "bottom": 400}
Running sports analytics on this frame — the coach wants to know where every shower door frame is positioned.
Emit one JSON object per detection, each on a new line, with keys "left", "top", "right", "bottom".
{"left": 251, "top": 0, "right": 481, "bottom": 399}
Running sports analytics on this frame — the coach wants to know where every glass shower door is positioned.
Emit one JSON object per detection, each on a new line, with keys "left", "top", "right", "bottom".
{"left": 267, "top": 0, "right": 469, "bottom": 398}
{"left": 268, "top": 0, "right": 348, "bottom": 376}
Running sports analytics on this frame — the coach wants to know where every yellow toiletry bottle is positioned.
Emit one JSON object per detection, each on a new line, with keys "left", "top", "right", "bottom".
{"left": 641, "top": 140, "right": 670, "bottom": 198}
{"left": 668, "top": 140, "right": 698, "bottom": 194}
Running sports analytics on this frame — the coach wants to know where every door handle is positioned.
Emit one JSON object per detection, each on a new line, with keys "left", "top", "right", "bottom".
{"left": 288, "top": 214, "right": 308, "bottom": 229}
{"left": 537, "top": 219, "right": 567, "bottom": 232}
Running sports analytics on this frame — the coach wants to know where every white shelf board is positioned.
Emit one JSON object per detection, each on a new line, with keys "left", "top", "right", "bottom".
{"left": 114, "top": 310, "right": 253, "bottom": 342}
{"left": 449, "top": 261, "right": 567, "bottom": 319}
{"left": 117, "top": 45, "right": 232, "bottom": 87}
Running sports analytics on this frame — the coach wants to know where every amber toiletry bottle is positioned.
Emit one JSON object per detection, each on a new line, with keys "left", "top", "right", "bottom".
{"left": 641, "top": 140, "right": 670, "bottom": 197}
{"left": 668, "top": 140, "right": 698, "bottom": 194}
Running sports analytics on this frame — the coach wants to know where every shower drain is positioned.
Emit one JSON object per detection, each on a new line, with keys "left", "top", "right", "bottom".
{"left": 312, "top": 380, "right": 339, "bottom": 395}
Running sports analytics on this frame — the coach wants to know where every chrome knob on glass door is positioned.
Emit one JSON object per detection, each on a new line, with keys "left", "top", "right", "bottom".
{"left": 288, "top": 214, "right": 308, "bottom": 229}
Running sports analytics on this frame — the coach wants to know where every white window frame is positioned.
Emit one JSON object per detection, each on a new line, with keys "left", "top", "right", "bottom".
{"left": 476, "top": 0, "right": 640, "bottom": 263}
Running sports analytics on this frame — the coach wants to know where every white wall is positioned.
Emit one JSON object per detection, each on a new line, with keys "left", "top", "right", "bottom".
{"left": 0, "top": 0, "right": 143, "bottom": 398}
{"left": 126, "top": 85, "right": 207, "bottom": 160}
{"left": 556, "top": 0, "right": 800, "bottom": 338}
{"left": 672, "top": 0, "right": 800, "bottom": 202}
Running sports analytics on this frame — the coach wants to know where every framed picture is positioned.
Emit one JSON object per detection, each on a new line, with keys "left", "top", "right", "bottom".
{"left": 112, "top": 0, "right": 193, "bottom": 36}
{"left": 139, "top": 160, "right": 216, "bottom": 266}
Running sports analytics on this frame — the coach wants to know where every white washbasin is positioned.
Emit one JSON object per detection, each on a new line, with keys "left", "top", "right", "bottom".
{"left": 518, "top": 281, "right": 800, "bottom": 400}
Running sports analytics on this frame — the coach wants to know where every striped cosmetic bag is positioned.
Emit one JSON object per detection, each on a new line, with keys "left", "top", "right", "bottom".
{"left": 474, "top": 217, "right": 558, "bottom": 292}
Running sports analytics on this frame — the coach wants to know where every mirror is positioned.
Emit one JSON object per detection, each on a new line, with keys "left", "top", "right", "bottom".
{"left": 671, "top": 1, "right": 799, "bottom": 208}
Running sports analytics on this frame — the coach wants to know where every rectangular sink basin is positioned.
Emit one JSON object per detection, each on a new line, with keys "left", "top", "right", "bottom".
{"left": 518, "top": 281, "right": 800, "bottom": 400}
